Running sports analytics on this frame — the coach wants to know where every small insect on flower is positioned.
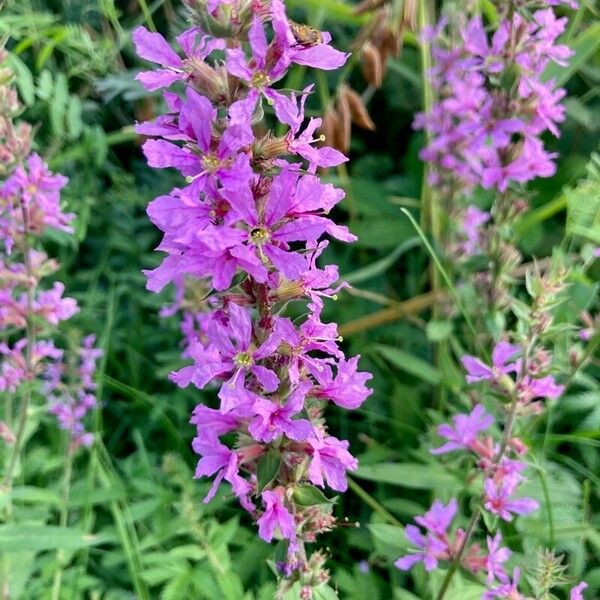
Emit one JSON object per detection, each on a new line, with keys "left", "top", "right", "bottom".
{"left": 288, "top": 20, "right": 324, "bottom": 47}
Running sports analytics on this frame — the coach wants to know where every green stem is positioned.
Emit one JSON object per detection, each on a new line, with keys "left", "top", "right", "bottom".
{"left": 418, "top": 0, "right": 437, "bottom": 243}
{"left": 347, "top": 477, "right": 402, "bottom": 527}
{"left": 4, "top": 201, "right": 36, "bottom": 491}
{"left": 51, "top": 445, "right": 75, "bottom": 600}
{"left": 2, "top": 200, "right": 37, "bottom": 599}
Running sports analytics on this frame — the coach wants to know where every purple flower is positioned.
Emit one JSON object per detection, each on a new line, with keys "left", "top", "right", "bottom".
{"left": 394, "top": 499, "right": 456, "bottom": 572}
{"left": 312, "top": 356, "right": 373, "bottom": 409}
{"left": 274, "top": 311, "right": 342, "bottom": 385}
{"left": 394, "top": 525, "right": 449, "bottom": 572}
{"left": 483, "top": 476, "right": 539, "bottom": 521}
{"left": 46, "top": 336, "right": 102, "bottom": 449}
{"left": 357, "top": 560, "right": 370, "bottom": 574}
{"left": 226, "top": 17, "right": 299, "bottom": 128}
{"left": 139, "top": 87, "right": 253, "bottom": 190}
{"left": 571, "top": 582, "right": 588, "bottom": 600}
{"left": 0, "top": 339, "right": 61, "bottom": 393}
{"left": 33, "top": 282, "right": 79, "bottom": 325}
{"left": 270, "top": 0, "right": 349, "bottom": 71}
{"left": 519, "top": 375, "right": 564, "bottom": 401}
{"left": 190, "top": 404, "right": 240, "bottom": 436}
{"left": 2, "top": 153, "right": 73, "bottom": 239}
{"left": 461, "top": 205, "right": 490, "bottom": 255}
{"left": 257, "top": 488, "right": 297, "bottom": 543}
{"left": 485, "top": 532, "right": 511, "bottom": 584}
{"left": 134, "top": 0, "right": 371, "bottom": 558}
{"left": 287, "top": 117, "right": 348, "bottom": 168}
{"left": 133, "top": 26, "right": 225, "bottom": 91}
{"left": 248, "top": 382, "right": 314, "bottom": 443}
{"left": 431, "top": 404, "right": 494, "bottom": 454}
{"left": 192, "top": 430, "right": 251, "bottom": 503}
{"left": 225, "top": 168, "right": 355, "bottom": 280}
{"left": 415, "top": 9, "right": 571, "bottom": 192}
{"left": 483, "top": 568, "right": 524, "bottom": 600}
{"left": 171, "top": 303, "right": 280, "bottom": 411}
{"left": 307, "top": 434, "right": 358, "bottom": 492}
{"left": 481, "top": 137, "right": 558, "bottom": 192}
{"left": 461, "top": 341, "right": 521, "bottom": 384}
{"left": 414, "top": 498, "right": 458, "bottom": 536}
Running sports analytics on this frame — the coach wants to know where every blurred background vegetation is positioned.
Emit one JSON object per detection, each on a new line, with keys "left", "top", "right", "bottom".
{"left": 0, "top": 0, "right": 599, "bottom": 598}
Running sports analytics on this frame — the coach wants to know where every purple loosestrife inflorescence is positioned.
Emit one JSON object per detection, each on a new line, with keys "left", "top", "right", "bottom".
{"left": 0, "top": 49, "right": 100, "bottom": 465}
{"left": 45, "top": 335, "right": 103, "bottom": 450}
{"left": 415, "top": 4, "right": 572, "bottom": 193}
{"left": 395, "top": 3, "right": 591, "bottom": 595}
{"left": 395, "top": 335, "right": 589, "bottom": 596}
{"left": 133, "top": 0, "right": 372, "bottom": 593}
{"left": 414, "top": 0, "right": 575, "bottom": 303}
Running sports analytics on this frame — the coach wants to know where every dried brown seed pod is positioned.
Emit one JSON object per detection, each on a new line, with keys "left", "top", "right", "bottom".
{"left": 320, "top": 103, "right": 341, "bottom": 152}
{"left": 340, "top": 85, "right": 375, "bottom": 131}
{"left": 353, "top": 0, "right": 387, "bottom": 16}
{"left": 361, "top": 41, "right": 383, "bottom": 88}
{"left": 334, "top": 88, "right": 352, "bottom": 154}
{"left": 402, "top": 0, "right": 419, "bottom": 32}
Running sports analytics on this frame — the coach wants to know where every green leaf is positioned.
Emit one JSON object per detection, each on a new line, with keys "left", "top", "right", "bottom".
{"left": 256, "top": 449, "right": 281, "bottom": 494}
{"left": 7, "top": 54, "right": 34, "bottom": 106}
{"left": 292, "top": 484, "right": 337, "bottom": 507}
{"left": 216, "top": 571, "right": 245, "bottom": 600}
{"left": 352, "top": 218, "right": 414, "bottom": 249}
{"left": 313, "top": 584, "right": 339, "bottom": 600}
{"left": 50, "top": 72, "right": 69, "bottom": 137}
{"left": 354, "top": 462, "right": 462, "bottom": 491}
{"left": 368, "top": 523, "right": 407, "bottom": 555}
{"left": 0, "top": 486, "right": 60, "bottom": 508}
{"left": 565, "top": 164, "right": 600, "bottom": 243}
{"left": 0, "top": 525, "right": 101, "bottom": 552}
{"left": 37, "top": 69, "right": 53, "bottom": 101}
{"left": 373, "top": 344, "right": 441, "bottom": 385}
{"left": 66, "top": 95, "right": 84, "bottom": 139}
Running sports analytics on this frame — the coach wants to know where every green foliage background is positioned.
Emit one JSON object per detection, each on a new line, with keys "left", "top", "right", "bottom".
{"left": 0, "top": 0, "right": 599, "bottom": 598}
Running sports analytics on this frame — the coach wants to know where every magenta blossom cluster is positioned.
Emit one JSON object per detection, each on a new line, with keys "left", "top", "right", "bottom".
{"left": 415, "top": 5, "right": 573, "bottom": 193}
{"left": 46, "top": 335, "right": 103, "bottom": 450}
{"left": 134, "top": 0, "right": 371, "bottom": 585}
{"left": 0, "top": 49, "right": 100, "bottom": 459}
{"left": 395, "top": 340, "right": 589, "bottom": 597}
{"left": 395, "top": 499, "right": 513, "bottom": 584}
{"left": 0, "top": 156, "right": 79, "bottom": 381}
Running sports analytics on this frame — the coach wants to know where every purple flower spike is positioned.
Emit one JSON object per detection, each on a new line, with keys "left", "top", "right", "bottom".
{"left": 134, "top": 0, "right": 371, "bottom": 571}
